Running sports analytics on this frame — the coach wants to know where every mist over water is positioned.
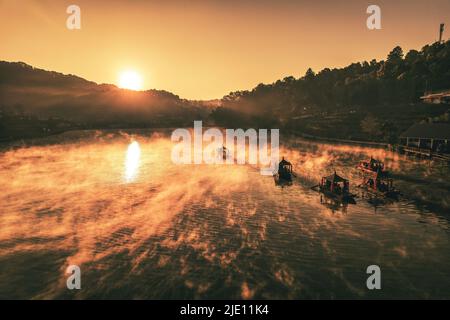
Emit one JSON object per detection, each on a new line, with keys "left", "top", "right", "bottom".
{"left": 0, "top": 130, "right": 449, "bottom": 299}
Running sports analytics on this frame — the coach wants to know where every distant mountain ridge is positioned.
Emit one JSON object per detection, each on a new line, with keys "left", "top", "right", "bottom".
{"left": 0, "top": 61, "right": 96, "bottom": 88}
{"left": 0, "top": 61, "right": 207, "bottom": 126}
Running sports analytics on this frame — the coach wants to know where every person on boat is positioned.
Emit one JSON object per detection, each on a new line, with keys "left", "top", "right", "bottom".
{"left": 343, "top": 181, "right": 350, "bottom": 193}
{"left": 377, "top": 180, "right": 388, "bottom": 192}
{"left": 369, "top": 158, "right": 377, "bottom": 171}
{"left": 221, "top": 145, "right": 228, "bottom": 160}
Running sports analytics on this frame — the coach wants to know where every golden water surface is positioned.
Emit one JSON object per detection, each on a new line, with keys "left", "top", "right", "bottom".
{"left": 0, "top": 130, "right": 449, "bottom": 299}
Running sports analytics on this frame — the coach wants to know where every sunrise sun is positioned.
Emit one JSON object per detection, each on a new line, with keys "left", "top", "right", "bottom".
{"left": 118, "top": 70, "right": 143, "bottom": 91}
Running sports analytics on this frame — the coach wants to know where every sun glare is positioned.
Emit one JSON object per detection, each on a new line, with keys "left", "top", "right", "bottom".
{"left": 125, "top": 141, "right": 141, "bottom": 182}
{"left": 118, "top": 70, "right": 143, "bottom": 91}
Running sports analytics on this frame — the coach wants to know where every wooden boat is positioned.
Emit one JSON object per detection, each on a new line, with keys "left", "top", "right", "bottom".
{"left": 356, "top": 157, "right": 389, "bottom": 177}
{"left": 274, "top": 157, "right": 294, "bottom": 186}
{"left": 311, "top": 171, "right": 356, "bottom": 204}
{"left": 357, "top": 171, "right": 400, "bottom": 199}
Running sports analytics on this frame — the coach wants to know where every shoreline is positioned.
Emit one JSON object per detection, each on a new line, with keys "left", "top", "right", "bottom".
{"left": 3, "top": 127, "right": 449, "bottom": 163}
{"left": 296, "top": 132, "right": 392, "bottom": 150}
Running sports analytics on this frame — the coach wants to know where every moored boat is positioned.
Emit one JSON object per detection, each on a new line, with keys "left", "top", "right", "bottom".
{"left": 311, "top": 171, "right": 356, "bottom": 204}
{"left": 356, "top": 157, "right": 389, "bottom": 177}
{"left": 274, "top": 157, "right": 294, "bottom": 186}
{"left": 358, "top": 171, "right": 400, "bottom": 199}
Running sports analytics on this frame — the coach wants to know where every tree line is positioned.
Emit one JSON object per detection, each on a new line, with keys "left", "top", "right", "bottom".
{"left": 210, "top": 41, "right": 450, "bottom": 142}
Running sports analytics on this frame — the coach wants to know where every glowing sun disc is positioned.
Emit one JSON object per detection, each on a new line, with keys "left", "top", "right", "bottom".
{"left": 118, "top": 70, "right": 143, "bottom": 91}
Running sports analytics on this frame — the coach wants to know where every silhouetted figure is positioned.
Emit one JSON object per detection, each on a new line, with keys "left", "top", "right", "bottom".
{"left": 278, "top": 157, "right": 293, "bottom": 181}
{"left": 222, "top": 145, "right": 227, "bottom": 160}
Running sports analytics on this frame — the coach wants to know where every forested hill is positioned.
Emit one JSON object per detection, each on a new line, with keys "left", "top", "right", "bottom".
{"left": 0, "top": 62, "right": 209, "bottom": 120}
{"left": 211, "top": 41, "right": 450, "bottom": 142}
{"left": 0, "top": 61, "right": 209, "bottom": 140}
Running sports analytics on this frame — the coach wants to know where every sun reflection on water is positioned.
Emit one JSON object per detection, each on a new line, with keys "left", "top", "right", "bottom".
{"left": 125, "top": 141, "right": 141, "bottom": 182}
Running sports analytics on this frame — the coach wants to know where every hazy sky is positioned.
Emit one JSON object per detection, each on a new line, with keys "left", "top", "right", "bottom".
{"left": 1, "top": 0, "right": 449, "bottom": 99}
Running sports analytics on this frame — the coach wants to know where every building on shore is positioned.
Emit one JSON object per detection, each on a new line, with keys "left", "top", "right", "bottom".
{"left": 400, "top": 123, "right": 450, "bottom": 157}
{"left": 420, "top": 90, "right": 450, "bottom": 104}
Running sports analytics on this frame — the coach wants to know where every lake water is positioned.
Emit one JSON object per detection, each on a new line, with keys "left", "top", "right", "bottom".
{"left": 0, "top": 130, "right": 449, "bottom": 299}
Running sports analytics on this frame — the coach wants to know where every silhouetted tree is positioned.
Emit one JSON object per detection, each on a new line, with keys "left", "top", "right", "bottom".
{"left": 304, "top": 68, "right": 315, "bottom": 81}
{"left": 387, "top": 46, "right": 404, "bottom": 63}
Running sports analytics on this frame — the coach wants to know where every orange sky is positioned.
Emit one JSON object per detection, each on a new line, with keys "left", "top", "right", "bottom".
{"left": 1, "top": 0, "right": 449, "bottom": 99}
